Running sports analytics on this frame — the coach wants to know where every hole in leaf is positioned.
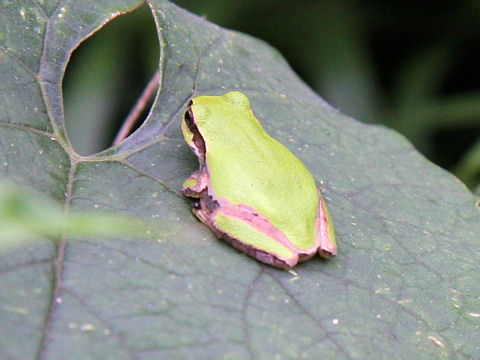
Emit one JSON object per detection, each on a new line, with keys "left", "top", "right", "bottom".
{"left": 63, "top": 3, "right": 159, "bottom": 156}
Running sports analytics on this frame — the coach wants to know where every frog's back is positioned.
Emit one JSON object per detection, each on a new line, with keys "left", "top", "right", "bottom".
{"left": 201, "top": 93, "right": 319, "bottom": 251}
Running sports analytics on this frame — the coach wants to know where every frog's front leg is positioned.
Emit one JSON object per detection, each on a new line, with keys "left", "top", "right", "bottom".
{"left": 182, "top": 170, "right": 208, "bottom": 198}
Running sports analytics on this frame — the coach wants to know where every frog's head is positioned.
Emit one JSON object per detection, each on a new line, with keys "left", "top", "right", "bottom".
{"left": 181, "top": 91, "right": 252, "bottom": 160}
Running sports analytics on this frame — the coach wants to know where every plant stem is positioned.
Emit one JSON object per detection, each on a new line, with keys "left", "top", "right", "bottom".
{"left": 113, "top": 71, "right": 160, "bottom": 145}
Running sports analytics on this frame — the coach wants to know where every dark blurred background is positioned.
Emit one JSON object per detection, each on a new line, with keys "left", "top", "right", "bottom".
{"left": 63, "top": 0, "right": 480, "bottom": 192}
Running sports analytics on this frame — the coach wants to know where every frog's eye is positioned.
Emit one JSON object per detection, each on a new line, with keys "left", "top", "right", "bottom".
{"left": 224, "top": 91, "right": 250, "bottom": 110}
{"left": 183, "top": 107, "right": 206, "bottom": 155}
{"left": 183, "top": 108, "right": 196, "bottom": 132}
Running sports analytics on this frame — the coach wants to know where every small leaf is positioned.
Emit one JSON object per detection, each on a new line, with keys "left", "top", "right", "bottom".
{"left": 0, "top": 181, "right": 153, "bottom": 248}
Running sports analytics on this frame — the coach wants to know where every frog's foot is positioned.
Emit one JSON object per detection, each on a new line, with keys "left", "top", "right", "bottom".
{"left": 182, "top": 170, "right": 208, "bottom": 198}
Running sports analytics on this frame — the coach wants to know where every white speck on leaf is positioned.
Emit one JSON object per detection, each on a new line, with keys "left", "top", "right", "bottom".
{"left": 20, "top": 7, "right": 26, "bottom": 21}
{"left": 80, "top": 323, "right": 95, "bottom": 332}
{"left": 288, "top": 269, "right": 299, "bottom": 281}
{"left": 428, "top": 336, "right": 445, "bottom": 348}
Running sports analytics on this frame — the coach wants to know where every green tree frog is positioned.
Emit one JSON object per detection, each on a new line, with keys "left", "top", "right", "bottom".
{"left": 181, "top": 91, "right": 337, "bottom": 268}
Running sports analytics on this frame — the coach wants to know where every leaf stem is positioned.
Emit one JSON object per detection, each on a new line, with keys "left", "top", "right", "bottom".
{"left": 113, "top": 70, "right": 160, "bottom": 145}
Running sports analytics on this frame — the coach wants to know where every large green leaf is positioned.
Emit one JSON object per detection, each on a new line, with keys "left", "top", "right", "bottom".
{"left": 1, "top": 1, "right": 479, "bottom": 359}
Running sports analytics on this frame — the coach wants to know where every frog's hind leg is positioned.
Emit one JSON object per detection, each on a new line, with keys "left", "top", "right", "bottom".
{"left": 210, "top": 204, "right": 300, "bottom": 268}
